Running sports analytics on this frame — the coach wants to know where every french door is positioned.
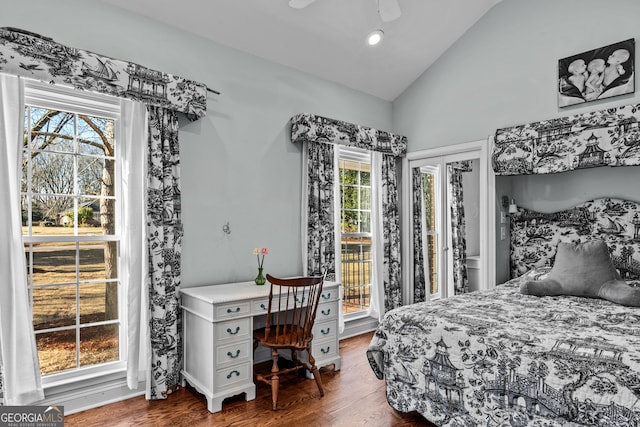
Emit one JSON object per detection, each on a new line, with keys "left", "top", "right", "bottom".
{"left": 402, "top": 140, "right": 494, "bottom": 303}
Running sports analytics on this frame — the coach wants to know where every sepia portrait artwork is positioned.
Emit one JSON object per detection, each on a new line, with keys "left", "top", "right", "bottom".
{"left": 558, "top": 39, "right": 635, "bottom": 108}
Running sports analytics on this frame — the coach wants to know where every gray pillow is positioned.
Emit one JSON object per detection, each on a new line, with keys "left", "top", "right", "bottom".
{"left": 520, "top": 239, "right": 640, "bottom": 307}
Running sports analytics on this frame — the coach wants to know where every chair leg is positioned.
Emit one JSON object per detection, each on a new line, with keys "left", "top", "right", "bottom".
{"left": 307, "top": 350, "right": 324, "bottom": 397}
{"left": 270, "top": 348, "right": 279, "bottom": 410}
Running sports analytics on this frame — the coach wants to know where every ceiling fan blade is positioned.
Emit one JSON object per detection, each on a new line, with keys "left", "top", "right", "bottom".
{"left": 378, "top": 0, "right": 402, "bottom": 22}
{"left": 288, "top": 0, "right": 317, "bottom": 9}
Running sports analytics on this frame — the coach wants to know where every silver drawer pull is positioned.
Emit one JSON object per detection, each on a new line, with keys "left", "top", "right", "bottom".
{"left": 226, "top": 370, "right": 240, "bottom": 379}
{"left": 226, "top": 326, "right": 240, "bottom": 335}
{"left": 296, "top": 296, "right": 306, "bottom": 303}
{"left": 321, "top": 328, "right": 330, "bottom": 335}
{"left": 321, "top": 293, "right": 331, "bottom": 300}
{"left": 226, "top": 307, "right": 241, "bottom": 314}
{"left": 321, "top": 308, "right": 331, "bottom": 316}
{"left": 259, "top": 303, "right": 267, "bottom": 310}
{"left": 227, "top": 349, "right": 241, "bottom": 359}
{"left": 320, "top": 346, "right": 330, "bottom": 354}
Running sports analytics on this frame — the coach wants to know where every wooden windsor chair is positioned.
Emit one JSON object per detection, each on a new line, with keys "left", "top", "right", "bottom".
{"left": 253, "top": 273, "right": 326, "bottom": 410}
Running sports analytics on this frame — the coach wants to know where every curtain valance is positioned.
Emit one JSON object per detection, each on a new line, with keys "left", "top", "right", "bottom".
{"left": 492, "top": 103, "right": 640, "bottom": 175}
{"left": 0, "top": 27, "right": 208, "bottom": 120}
{"left": 291, "top": 113, "right": 407, "bottom": 157}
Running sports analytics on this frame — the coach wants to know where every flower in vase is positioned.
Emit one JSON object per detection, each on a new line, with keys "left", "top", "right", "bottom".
{"left": 253, "top": 247, "right": 269, "bottom": 269}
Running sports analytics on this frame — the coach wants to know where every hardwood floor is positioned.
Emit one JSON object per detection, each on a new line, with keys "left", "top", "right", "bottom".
{"left": 65, "top": 331, "right": 434, "bottom": 426}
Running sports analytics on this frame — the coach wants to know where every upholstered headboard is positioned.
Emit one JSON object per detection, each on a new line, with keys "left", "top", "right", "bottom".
{"left": 510, "top": 198, "right": 640, "bottom": 280}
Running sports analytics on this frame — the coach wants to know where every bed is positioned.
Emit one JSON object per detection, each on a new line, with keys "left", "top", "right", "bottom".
{"left": 367, "top": 198, "right": 640, "bottom": 426}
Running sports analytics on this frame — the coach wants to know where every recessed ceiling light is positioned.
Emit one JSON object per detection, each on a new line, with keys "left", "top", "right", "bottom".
{"left": 366, "top": 29, "right": 384, "bottom": 46}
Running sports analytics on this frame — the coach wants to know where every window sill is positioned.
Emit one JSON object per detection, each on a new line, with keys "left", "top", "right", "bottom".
{"left": 340, "top": 313, "right": 378, "bottom": 340}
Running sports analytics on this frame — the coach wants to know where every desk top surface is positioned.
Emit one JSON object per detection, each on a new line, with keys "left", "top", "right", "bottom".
{"left": 180, "top": 280, "right": 340, "bottom": 305}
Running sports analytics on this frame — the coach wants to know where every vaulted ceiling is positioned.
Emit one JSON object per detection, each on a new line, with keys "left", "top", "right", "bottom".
{"left": 99, "top": 0, "right": 503, "bottom": 101}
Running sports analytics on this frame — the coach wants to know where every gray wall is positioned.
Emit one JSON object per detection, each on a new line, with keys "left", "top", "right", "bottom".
{"left": 4, "top": 0, "right": 393, "bottom": 287}
{"left": 393, "top": 0, "right": 640, "bottom": 282}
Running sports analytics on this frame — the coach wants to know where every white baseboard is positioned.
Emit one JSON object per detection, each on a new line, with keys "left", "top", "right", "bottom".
{"left": 37, "top": 374, "right": 145, "bottom": 415}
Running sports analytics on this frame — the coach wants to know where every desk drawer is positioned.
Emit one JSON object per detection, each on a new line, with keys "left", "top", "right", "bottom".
{"left": 252, "top": 298, "right": 269, "bottom": 314}
{"left": 312, "top": 337, "right": 338, "bottom": 360}
{"left": 215, "top": 362, "right": 251, "bottom": 392}
{"left": 320, "top": 289, "right": 337, "bottom": 303}
{"left": 313, "top": 320, "right": 337, "bottom": 341}
{"left": 215, "top": 301, "right": 251, "bottom": 320}
{"left": 216, "top": 340, "right": 251, "bottom": 368}
{"left": 316, "top": 301, "right": 338, "bottom": 321}
{"left": 216, "top": 317, "right": 251, "bottom": 343}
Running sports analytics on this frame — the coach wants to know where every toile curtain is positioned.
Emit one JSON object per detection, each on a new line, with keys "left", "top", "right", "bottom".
{"left": 145, "top": 106, "right": 183, "bottom": 400}
{"left": 448, "top": 161, "right": 472, "bottom": 295}
{"left": 411, "top": 168, "right": 427, "bottom": 303}
{"left": 301, "top": 141, "right": 336, "bottom": 280}
{"left": 292, "top": 113, "right": 406, "bottom": 317}
{"left": 378, "top": 153, "right": 403, "bottom": 312}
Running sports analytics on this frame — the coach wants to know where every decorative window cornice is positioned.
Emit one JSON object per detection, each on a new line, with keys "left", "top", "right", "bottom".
{"left": 492, "top": 103, "right": 640, "bottom": 175}
{"left": 291, "top": 113, "right": 407, "bottom": 157}
{"left": 0, "top": 27, "right": 209, "bottom": 120}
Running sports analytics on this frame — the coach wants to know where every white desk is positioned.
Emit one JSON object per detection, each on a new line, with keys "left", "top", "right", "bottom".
{"left": 180, "top": 280, "right": 341, "bottom": 413}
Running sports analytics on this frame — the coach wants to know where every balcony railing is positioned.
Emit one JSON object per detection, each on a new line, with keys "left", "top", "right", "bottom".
{"left": 341, "top": 235, "right": 371, "bottom": 314}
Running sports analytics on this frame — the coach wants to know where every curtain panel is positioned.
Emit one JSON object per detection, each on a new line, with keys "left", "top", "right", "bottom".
{"left": 0, "top": 75, "right": 44, "bottom": 405}
{"left": 411, "top": 169, "right": 427, "bottom": 303}
{"left": 0, "top": 27, "right": 208, "bottom": 120}
{"left": 145, "top": 106, "right": 184, "bottom": 399}
{"left": 302, "top": 141, "right": 336, "bottom": 281}
{"left": 448, "top": 161, "right": 473, "bottom": 295}
{"left": 492, "top": 102, "right": 640, "bottom": 175}
{"left": 380, "top": 154, "right": 403, "bottom": 311}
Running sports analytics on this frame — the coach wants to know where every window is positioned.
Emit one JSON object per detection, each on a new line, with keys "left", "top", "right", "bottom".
{"left": 419, "top": 165, "right": 441, "bottom": 298}
{"left": 338, "top": 147, "right": 372, "bottom": 316}
{"left": 21, "top": 83, "right": 124, "bottom": 383}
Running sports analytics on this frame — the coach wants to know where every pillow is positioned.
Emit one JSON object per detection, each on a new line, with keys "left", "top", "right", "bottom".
{"left": 519, "top": 239, "right": 640, "bottom": 307}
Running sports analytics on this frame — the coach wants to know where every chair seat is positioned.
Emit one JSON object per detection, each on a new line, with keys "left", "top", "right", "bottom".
{"left": 254, "top": 326, "right": 313, "bottom": 349}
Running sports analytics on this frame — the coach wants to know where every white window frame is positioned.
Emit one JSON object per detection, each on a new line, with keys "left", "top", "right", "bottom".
{"left": 22, "top": 81, "right": 127, "bottom": 388}
{"left": 336, "top": 146, "right": 374, "bottom": 321}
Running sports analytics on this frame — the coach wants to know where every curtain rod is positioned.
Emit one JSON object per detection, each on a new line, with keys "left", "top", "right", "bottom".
{"left": 207, "top": 87, "right": 221, "bottom": 95}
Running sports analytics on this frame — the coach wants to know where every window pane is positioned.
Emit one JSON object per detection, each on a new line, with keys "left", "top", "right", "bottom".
{"left": 360, "top": 187, "right": 371, "bottom": 210}
{"left": 341, "top": 236, "right": 371, "bottom": 313}
{"left": 361, "top": 170, "right": 370, "bottom": 186}
{"left": 36, "top": 330, "right": 77, "bottom": 375}
{"left": 24, "top": 195, "right": 74, "bottom": 231}
{"left": 31, "top": 244, "right": 76, "bottom": 285}
{"left": 77, "top": 115, "right": 114, "bottom": 156}
{"left": 29, "top": 108, "right": 75, "bottom": 153}
{"left": 79, "top": 241, "right": 105, "bottom": 282}
{"left": 32, "top": 285, "right": 77, "bottom": 330}
{"left": 80, "top": 282, "right": 118, "bottom": 323}
{"left": 427, "top": 234, "right": 438, "bottom": 295}
{"left": 78, "top": 156, "right": 107, "bottom": 196}
{"left": 29, "top": 151, "right": 75, "bottom": 196}
{"left": 80, "top": 324, "right": 119, "bottom": 367}
{"left": 359, "top": 211, "right": 371, "bottom": 233}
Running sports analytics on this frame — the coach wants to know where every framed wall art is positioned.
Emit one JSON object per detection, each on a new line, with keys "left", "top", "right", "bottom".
{"left": 558, "top": 38, "right": 635, "bottom": 108}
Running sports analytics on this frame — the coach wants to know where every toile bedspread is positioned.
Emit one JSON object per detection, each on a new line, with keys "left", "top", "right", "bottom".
{"left": 366, "top": 270, "right": 640, "bottom": 426}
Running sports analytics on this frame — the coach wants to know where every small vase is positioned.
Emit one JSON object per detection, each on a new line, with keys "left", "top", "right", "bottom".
{"left": 255, "top": 267, "right": 266, "bottom": 285}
